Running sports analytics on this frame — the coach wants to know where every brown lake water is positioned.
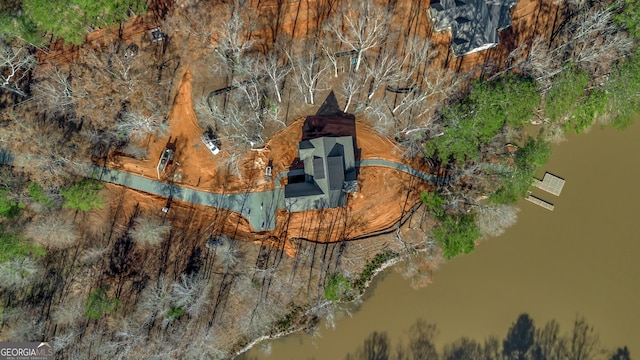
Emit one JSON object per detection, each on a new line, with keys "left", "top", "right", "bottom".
{"left": 245, "top": 121, "right": 640, "bottom": 359}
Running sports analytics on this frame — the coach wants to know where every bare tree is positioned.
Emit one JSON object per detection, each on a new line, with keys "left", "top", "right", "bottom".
{"left": 214, "top": 236, "right": 242, "bottom": 274}
{"left": 53, "top": 329, "right": 78, "bottom": 353}
{"left": 393, "top": 67, "right": 460, "bottom": 118}
{"left": 196, "top": 94, "right": 261, "bottom": 177}
{"left": 519, "top": 36, "right": 563, "bottom": 90}
{"left": 325, "top": 0, "right": 392, "bottom": 72}
{"left": 116, "top": 111, "right": 168, "bottom": 143}
{"left": 136, "top": 276, "right": 173, "bottom": 327}
{"left": 164, "top": 1, "right": 218, "bottom": 51}
{"left": 213, "top": 0, "right": 258, "bottom": 76}
{"left": 364, "top": 98, "right": 395, "bottom": 136}
{"left": 66, "top": 43, "right": 169, "bottom": 133}
{"left": 367, "top": 35, "right": 460, "bottom": 141}
{"left": 320, "top": 38, "right": 341, "bottom": 78}
{"left": 365, "top": 45, "right": 404, "bottom": 100}
{"left": 25, "top": 216, "right": 79, "bottom": 250}
{"left": 398, "top": 252, "right": 443, "bottom": 290}
{"left": 340, "top": 72, "right": 365, "bottom": 112}
{"left": 121, "top": 143, "right": 149, "bottom": 159}
{"left": 112, "top": 317, "right": 147, "bottom": 356}
{"left": 182, "top": 327, "right": 228, "bottom": 359}
{"left": 171, "top": 274, "right": 207, "bottom": 312}
{"left": 3, "top": 308, "right": 44, "bottom": 342}
{"left": 80, "top": 244, "right": 110, "bottom": 265}
{"left": 31, "top": 64, "right": 76, "bottom": 115}
{"left": 476, "top": 204, "right": 520, "bottom": 239}
{"left": 0, "top": 42, "right": 35, "bottom": 97}
{"left": 263, "top": 99, "right": 287, "bottom": 130}
{"left": 521, "top": 6, "right": 633, "bottom": 90}
{"left": 51, "top": 296, "right": 84, "bottom": 326}
{"left": 0, "top": 257, "right": 40, "bottom": 289}
{"left": 403, "top": 35, "right": 434, "bottom": 77}
{"left": 233, "top": 76, "right": 263, "bottom": 112}
{"left": 195, "top": 95, "right": 218, "bottom": 130}
{"left": 287, "top": 40, "right": 328, "bottom": 105}
{"left": 257, "top": 51, "right": 291, "bottom": 103}
{"left": 129, "top": 215, "right": 171, "bottom": 247}
{"left": 567, "top": 8, "right": 633, "bottom": 77}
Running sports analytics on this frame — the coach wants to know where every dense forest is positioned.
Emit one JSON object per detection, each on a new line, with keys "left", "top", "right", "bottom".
{"left": 1, "top": 0, "right": 640, "bottom": 358}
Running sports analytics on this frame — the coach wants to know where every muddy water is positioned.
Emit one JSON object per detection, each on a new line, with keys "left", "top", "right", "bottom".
{"left": 245, "top": 121, "right": 640, "bottom": 359}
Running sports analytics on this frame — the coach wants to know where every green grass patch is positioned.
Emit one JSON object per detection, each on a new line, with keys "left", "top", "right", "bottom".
{"left": 0, "top": 189, "right": 24, "bottom": 218}
{"left": 545, "top": 68, "right": 589, "bottom": 123}
{"left": 167, "top": 305, "right": 185, "bottom": 320}
{"left": 61, "top": 180, "right": 104, "bottom": 211}
{"left": 2, "top": 0, "right": 148, "bottom": 45}
{"left": 85, "top": 288, "right": 119, "bottom": 321}
{"left": 324, "top": 273, "right": 351, "bottom": 302}
{"left": 565, "top": 90, "right": 607, "bottom": 134}
{"left": 606, "top": 51, "right": 640, "bottom": 130}
{"left": 0, "top": 232, "right": 46, "bottom": 264}
{"left": 613, "top": 0, "right": 640, "bottom": 39}
{"left": 27, "top": 182, "right": 54, "bottom": 207}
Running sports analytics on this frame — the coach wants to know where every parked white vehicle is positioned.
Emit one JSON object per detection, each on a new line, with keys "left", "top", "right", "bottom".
{"left": 202, "top": 131, "right": 220, "bottom": 155}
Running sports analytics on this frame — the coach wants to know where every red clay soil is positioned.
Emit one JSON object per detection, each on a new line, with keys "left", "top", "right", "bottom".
{"left": 110, "top": 68, "right": 412, "bottom": 192}
{"left": 109, "top": 70, "right": 430, "bottom": 253}
{"left": 37, "top": 0, "right": 559, "bottom": 76}
{"left": 70, "top": 0, "right": 559, "bottom": 252}
{"left": 110, "top": 70, "right": 223, "bottom": 189}
{"left": 272, "top": 167, "right": 430, "bottom": 242}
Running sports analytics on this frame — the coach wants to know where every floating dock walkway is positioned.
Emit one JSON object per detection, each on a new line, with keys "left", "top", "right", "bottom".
{"left": 527, "top": 172, "right": 565, "bottom": 211}
{"left": 525, "top": 195, "right": 555, "bottom": 211}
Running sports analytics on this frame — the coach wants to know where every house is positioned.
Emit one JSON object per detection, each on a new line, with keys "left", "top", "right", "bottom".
{"left": 429, "top": 0, "right": 517, "bottom": 56}
{"left": 284, "top": 92, "right": 359, "bottom": 212}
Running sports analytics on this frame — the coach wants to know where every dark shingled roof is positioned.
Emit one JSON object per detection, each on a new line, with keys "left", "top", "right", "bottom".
{"left": 429, "top": 0, "right": 517, "bottom": 56}
{"left": 312, "top": 157, "right": 325, "bottom": 179}
{"left": 284, "top": 93, "right": 359, "bottom": 212}
{"left": 327, "top": 156, "right": 345, "bottom": 191}
{"left": 284, "top": 182, "right": 324, "bottom": 198}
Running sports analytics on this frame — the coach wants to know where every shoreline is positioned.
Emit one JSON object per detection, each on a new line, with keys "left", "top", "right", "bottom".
{"left": 233, "top": 254, "right": 406, "bottom": 358}
{"left": 241, "top": 121, "right": 640, "bottom": 359}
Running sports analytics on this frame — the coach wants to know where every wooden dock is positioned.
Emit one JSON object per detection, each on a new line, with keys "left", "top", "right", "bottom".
{"left": 526, "top": 195, "right": 555, "bottom": 211}
{"left": 533, "top": 173, "right": 565, "bottom": 196}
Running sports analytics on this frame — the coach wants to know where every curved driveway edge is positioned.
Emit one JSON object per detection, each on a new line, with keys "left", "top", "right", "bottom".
{"left": 91, "top": 159, "right": 450, "bottom": 232}
{"left": 0, "top": 150, "right": 449, "bottom": 232}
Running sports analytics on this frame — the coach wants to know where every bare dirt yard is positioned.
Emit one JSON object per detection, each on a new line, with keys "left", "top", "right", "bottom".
{"left": 25, "top": 0, "right": 563, "bottom": 254}
{"left": 108, "top": 69, "right": 434, "bottom": 253}
{"left": 93, "top": 0, "right": 560, "bottom": 254}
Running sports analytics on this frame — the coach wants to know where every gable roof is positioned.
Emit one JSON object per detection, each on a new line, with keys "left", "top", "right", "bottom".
{"left": 429, "top": 0, "right": 517, "bottom": 56}
{"left": 285, "top": 136, "right": 355, "bottom": 212}
{"left": 284, "top": 92, "right": 359, "bottom": 212}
